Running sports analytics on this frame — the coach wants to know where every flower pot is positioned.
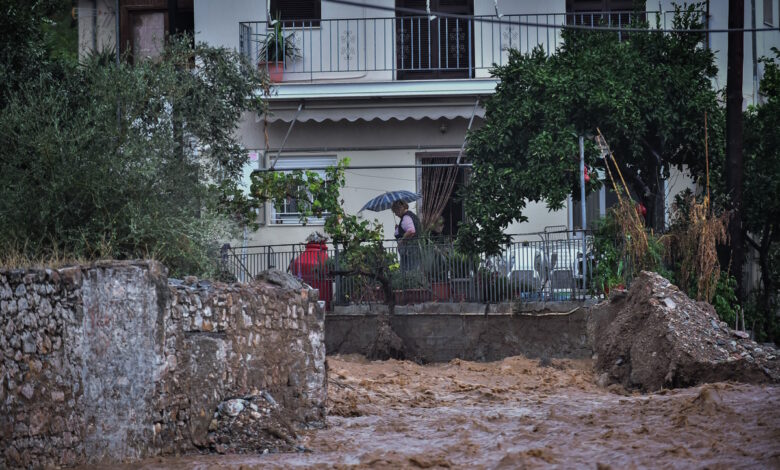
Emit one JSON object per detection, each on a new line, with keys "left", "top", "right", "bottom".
{"left": 259, "top": 62, "right": 285, "bottom": 82}
{"left": 449, "top": 278, "right": 471, "bottom": 302}
{"left": 393, "top": 288, "right": 431, "bottom": 305}
{"left": 431, "top": 281, "right": 450, "bottom": 302}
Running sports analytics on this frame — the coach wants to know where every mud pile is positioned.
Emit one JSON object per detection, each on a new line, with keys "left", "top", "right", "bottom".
{"left": 593, "top": 271, "right": 780, "bottom": 391}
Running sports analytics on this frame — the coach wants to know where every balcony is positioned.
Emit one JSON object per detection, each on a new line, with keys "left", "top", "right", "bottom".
{"left": 239, "top": 11, "right": 666, "bottom": 84}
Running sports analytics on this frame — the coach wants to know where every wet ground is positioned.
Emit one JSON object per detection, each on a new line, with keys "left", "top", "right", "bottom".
{"left": 127, "top": 354, "right": 780, "bottom": 469}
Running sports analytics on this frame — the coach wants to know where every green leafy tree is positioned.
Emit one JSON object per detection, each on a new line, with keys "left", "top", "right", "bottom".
{"left": 0, "top": 0, "right": 66, "bottom": 108}
{"left": 460, "top": 5, "right": 720, "bottom": 255}
{"left": 251, "top": 160, "right": 395, "bottom": 303}
{"left": 0, "top": 36, "right": 267, "bottom": 276}
{"left": 742, "top": 49, "right": 780, "bottom": 338}
{"left": 251, "top": 161, "right": 404, "bottom": 358}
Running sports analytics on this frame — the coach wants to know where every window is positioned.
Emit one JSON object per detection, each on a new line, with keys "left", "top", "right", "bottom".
{"left": 764, "top": 0, "right": 775, "bottom": 26}
{"left": 271, "top": 156, "right": 336, "bottom": 225}
{"left": 270, "top": 0, "right": 321, "bottom": 26}
{"left": 130, "top": 11, "right": 166, "bottom": 61}
{"left": 566, "top": 0, "right": 645, "bottom": 30}
{"left": 119, "top": 0, "right": 194, "bottom": 63}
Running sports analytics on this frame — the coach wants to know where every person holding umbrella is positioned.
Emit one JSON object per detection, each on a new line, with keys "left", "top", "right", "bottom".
{"left": 392, "top": 200, "right": 421, "bottom": 271}
{"left": 358, "top": 190, "right": 422, "bottom": 272}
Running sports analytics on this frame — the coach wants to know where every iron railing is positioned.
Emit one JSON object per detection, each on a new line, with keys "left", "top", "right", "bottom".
{"left": 239, "top": 10, "right": 698, "bottom": 82}
{"left": 218, "top": 230, "right": 595, "bottom": 309}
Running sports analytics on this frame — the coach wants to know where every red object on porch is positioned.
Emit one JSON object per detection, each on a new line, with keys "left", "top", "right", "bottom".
{"left": 289, "top": 242, "right": 332, "bottom": 310}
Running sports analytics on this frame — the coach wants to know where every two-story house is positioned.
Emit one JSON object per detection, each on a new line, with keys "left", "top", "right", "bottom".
{"left": 77, "top": 0, "right": 780, "bottom": 249}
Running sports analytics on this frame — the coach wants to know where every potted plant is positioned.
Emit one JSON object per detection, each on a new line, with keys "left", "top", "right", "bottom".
{"left": 391, "top": 270, "right": 431, "bottom": 305}
{"left": 447, "top": 250, "right": 478, "bottom": 302}
{"left": 259, "top": 16, "right": 301, "bottom": 82}
{"left": 420, "top": 243, "right": 450, "bottom": 301}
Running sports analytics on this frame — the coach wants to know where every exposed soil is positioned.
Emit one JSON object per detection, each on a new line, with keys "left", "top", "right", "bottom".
{"left": 593, "top": 271, "right": 779, "bottom": 391}
{"left": 118, "top": 354, "right": 780, "bottom": 469}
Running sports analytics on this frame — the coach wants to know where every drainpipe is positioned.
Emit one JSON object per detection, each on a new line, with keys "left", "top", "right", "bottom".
{"left": 579, "top": 135, "right": 587, "bottom": 295}
{"left": 92, "top": 0, "right": 97, "bottom": 52}
{"left": 751, "top": 0, "right": 758, "bottom": 104}
{"left": 115, "top": 0, "right": 120, "bottom": 65}
{"left": 705, "top": 0, "right": 710, "bottom": 50}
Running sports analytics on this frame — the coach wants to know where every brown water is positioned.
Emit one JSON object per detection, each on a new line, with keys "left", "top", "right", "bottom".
{"left": 125, "top": 355, "right": 780, "bottom": 469}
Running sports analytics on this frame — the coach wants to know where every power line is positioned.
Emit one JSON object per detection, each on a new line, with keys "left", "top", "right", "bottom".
{"left": 321, "top": 0, "right": 780, "bottom": 34}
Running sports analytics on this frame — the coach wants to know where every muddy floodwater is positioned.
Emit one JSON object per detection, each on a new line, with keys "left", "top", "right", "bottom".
{"left": 124, "top": 355, "right": 780, "bottom": 469}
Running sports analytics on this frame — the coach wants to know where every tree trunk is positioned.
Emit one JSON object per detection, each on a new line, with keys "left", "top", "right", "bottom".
{"left": 758, "top": 246, "right": 772, "bottom": 314}
{"left": 639, "top": 160, "right": 665, "bottom": 233}
{"left": 726, "top": 0, "right": 745, "bottom": 298}
{"left": 646, "top": 167, "right": 665, "bottom": 233}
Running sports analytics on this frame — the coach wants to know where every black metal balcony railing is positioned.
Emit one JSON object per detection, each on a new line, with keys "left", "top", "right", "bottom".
{"left": 217, "top": 230, "right": 596, "bottom": 309}
{"left": 239, "top": 10, "right": 691, "bottom": 82}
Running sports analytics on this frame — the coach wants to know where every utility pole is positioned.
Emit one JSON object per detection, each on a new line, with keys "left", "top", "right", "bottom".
{"left": 726, "top": 0, "right": 745, "bottom": 298}
{"left": 579, "top": 136, "right": 587, "bottom": 295}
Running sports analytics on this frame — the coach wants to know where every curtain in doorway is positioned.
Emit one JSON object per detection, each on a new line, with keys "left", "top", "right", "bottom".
{"left": 420, "top": 157, "right": 458, "bottom": 233}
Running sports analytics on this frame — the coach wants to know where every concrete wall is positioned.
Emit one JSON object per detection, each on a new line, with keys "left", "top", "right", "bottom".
{"left": 0, "top": 261, "right": 325, "bottom": 468}
{"left": 326, "top": 306, "right": 597, "bottom": 363}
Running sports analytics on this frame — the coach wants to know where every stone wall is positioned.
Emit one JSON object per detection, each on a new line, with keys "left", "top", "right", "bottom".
{"left": 0, "top": 261, "right": 325, "bottom": 469}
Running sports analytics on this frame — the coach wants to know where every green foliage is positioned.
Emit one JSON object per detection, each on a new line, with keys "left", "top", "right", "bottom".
{"left": 743, "top": 51, "right": 780, "bottom": 241}
{"left": 743, "top": 293, "right": 780, "bottom": 343}
{"left": 592, "top": 211, "right": 669, "bottom": 293}
{"left": 390, "top": 269, "right": 429, "bottom": 291}
{"left": 259, "top": 16, "right": 302, "bottom": 63}
{"left": 40, "top": 0, "right": 78, "bottom": 65}
{"left": 716, "top": 48, "right": 780, "bottom": 343}
{"left": 0, "top": 34, "right": 268, "bottom": 277}
{"left": 0, "top": 0, "right": 65, "bottom": 108}
{"left": 710, "top": 273, "right": 739, "bottom": 326}
{"left": 252, "top": 160, "right": 396, "bottom": 300}
{"left": 592, "top": 215, "right": 627, "bottom": 292}
{"left": 460, "top": 4, "right": 720, "bottom": 255}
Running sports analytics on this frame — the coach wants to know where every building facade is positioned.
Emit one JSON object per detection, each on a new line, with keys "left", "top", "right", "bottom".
{"left": 77, "top": 0, "right": 780, "bottom": 248}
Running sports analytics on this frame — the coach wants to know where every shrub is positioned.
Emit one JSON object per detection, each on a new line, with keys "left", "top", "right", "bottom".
{"left": 0, "top": 36, "right": 267, "bottom": 277}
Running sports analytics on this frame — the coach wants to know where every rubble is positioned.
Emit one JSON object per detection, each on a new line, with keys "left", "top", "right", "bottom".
{"left": 592, "top": 271, "right": 780, "bottom": 391}
{"left": 207, "top": 393, "right": 300, "bottom": 455}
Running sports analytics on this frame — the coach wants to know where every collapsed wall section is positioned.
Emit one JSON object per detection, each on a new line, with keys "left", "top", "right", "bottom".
{"left": 0, "top": 261, "right": 325, "bottom": 469}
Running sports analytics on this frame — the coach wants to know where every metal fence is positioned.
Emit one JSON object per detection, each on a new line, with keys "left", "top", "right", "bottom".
{"left": 218, "top": 230, "right": 594, "bottom": 309}
{"left": 239, "top": 10, "right": 700, "bottom": 82}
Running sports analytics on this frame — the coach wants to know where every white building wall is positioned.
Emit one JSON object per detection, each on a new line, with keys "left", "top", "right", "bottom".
{"left": 194, "top": 0, "right": 263, "bottom": 50}
{"left": 237, "top": 115, "right": 569, "bottom": 246}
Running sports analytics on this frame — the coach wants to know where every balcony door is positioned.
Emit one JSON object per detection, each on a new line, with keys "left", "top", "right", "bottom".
{"left": 396, "top": 0, "right": 474, "bottom": 80}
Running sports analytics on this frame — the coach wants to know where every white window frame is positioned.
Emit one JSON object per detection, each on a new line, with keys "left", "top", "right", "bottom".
{"left": 764, "top": 0, "right": 775, "bottom": 26}
{"left": 270, "top": 155, "right": 337, "bottom": 225}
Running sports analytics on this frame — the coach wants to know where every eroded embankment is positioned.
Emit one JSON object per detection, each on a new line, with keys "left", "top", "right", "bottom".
{"left": 120, "top": 354, "right": 780, "bottom": 469}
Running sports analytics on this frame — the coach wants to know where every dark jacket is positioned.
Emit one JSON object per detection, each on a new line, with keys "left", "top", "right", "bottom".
{"left": 395, "top": 210, "right": 421, "bottom": 241}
